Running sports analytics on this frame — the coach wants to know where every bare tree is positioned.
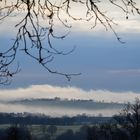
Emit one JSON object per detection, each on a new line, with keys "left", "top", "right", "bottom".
{"left": 0, "top": 0, "right": 139, "bottom": 84}
{"left": 114, "top": 98, "right": 140, "bottom": 140}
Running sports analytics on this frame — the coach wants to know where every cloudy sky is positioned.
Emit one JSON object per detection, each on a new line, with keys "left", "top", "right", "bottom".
{"left": 0, "top": 0, "right": 140, "bottom": 115}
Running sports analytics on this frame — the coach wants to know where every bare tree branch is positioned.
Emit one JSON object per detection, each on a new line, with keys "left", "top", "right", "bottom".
{"left": 0, "top": 0, "right": 139, "bottom": 84}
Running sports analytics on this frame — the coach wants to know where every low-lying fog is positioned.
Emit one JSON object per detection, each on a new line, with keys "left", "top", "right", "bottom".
{"left": 0, "top": 99, "right": 123, "bottom": 117}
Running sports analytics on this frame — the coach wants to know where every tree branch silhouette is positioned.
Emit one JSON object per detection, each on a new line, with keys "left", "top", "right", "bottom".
{"left": 0, "top": 0, "right": 139, "bottom": 84}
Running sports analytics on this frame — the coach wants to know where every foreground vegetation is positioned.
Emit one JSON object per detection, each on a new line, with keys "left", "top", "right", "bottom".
{"left": 0, "top": 98, "right": 139, "bottom": 140}
{"left": 0, "top": 122, "right": 139, "bottom": 140}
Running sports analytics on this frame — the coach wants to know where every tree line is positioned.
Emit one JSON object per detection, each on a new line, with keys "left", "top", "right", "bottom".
{"left": 0, "top": 112, "right": 110, "bottom": 125}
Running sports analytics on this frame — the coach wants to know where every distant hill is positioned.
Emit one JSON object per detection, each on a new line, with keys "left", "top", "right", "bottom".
{"left": 0, "top": 98, "right": 125, "bottom": 117}
{"left": 8, "top": 98, "right": 124, "bottom": 110}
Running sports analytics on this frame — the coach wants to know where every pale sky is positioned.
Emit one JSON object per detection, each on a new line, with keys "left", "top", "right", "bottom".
{"left": 0, "top": 0, "right": 140, "bottom": 101}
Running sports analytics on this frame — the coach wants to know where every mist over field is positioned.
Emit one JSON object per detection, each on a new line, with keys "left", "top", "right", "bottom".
{"left": 1, "top": 84, "right": 140, "bottom": 117}
{"left": 0, "top": 98, "right": 123, "bottom": 117}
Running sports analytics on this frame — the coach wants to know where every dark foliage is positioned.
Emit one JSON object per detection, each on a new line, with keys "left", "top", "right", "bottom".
{"left": 0, "top": 112, "right": 111, "bottom": 125}
{"left": 55, "top": 127, "right": 89, "bottom": 140}
{"left": 87, "top": 125, "right": 131, "bottom": 140}
{"left": 113, "top": 98, "right": 140, "bottom": 140}
{"left": 0, "top": 125, "right": 31, "bottom": 140}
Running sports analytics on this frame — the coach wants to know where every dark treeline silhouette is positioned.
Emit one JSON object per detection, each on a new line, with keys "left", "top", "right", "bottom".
{"left": 0, "top": 112, "right": 110, "bottom": 125}
{"left": 54, "top": 125, "right": 131, "bottom": 140}
{"left": 52, "top": 121, "right": 139, "bottom": 140}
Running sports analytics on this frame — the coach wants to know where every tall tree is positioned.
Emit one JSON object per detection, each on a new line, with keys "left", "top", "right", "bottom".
{"left": 114, "top": 98, "right": 140, "bottom": 140}
{"left": 0, "top": 0, "right": 139, "bottom": 84}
